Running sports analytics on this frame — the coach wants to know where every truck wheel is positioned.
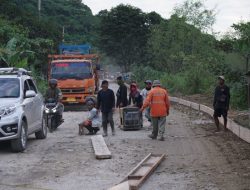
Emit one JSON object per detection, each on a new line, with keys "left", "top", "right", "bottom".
{"left": 11, "top": 120, "right": 27, "bottom": 152}
{"left": 35, "top": 115, "right": 47, "bottom": 139}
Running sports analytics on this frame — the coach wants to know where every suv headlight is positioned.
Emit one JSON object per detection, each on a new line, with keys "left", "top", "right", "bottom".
{"left": 0, "top": 105, "right": 16, "bottom": 117}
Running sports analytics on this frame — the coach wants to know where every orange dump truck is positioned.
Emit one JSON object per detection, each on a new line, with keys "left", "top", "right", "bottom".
{"left": 48, "top": 53, "right": 100, "bottom": 104}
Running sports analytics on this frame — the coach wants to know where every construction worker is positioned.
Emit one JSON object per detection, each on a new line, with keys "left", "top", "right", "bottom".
{"left": 97, "top": 80, "right": 116, "bottom": 136}
{"left": 213, "top": 76, "right": 230, "bottom": 132}
{"left": 78, "top": 100, "right": 101, "bottom": 135}
{"left": 140, "top": 80, "right": 152, "bottom": 123}
{"left": 128, "top": 82, "right": 143, "bottom": 108}
{"left": 116, "top": 76, "right": 128, "bottom": 108}
{"left": 140, "top": 80, "right": 170, "bottom": 141}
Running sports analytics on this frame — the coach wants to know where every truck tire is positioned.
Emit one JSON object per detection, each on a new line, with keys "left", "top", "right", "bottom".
{"left": 11, "top": 120, "right": 27, "bottom": 152}
{"left": 35, "top": 115, "right": 47, "bottom": 139}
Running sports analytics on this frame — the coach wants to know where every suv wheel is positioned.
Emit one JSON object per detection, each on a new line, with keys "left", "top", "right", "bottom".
{"left": 11, "top": 120, "right": 27, "bottom": 152}
{"left": 35, "top": 115, "right": 47, "bottom": 139}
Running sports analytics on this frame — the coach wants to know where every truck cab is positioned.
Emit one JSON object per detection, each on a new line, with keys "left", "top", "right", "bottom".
{"left": 50, "top": 59, "right": 96, "bottom": 104}
{"left": 48, "top": 44, "right": 100, "bottom": 104}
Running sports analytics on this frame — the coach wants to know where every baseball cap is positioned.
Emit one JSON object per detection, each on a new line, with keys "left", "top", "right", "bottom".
{"left": 218, "top": 76, "right": 225, "bottom": 81}
{"left": 145, "top": 80, "right": 152, "bottom": 84}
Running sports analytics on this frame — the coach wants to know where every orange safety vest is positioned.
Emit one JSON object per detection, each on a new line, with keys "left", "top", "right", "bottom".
{"left": 142, "top": 87, "right": 170, "bottom": 117}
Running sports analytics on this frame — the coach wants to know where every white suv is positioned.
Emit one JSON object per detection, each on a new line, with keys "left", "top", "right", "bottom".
{"left": 0, "top": 68, "right": 47, "bottom": 152}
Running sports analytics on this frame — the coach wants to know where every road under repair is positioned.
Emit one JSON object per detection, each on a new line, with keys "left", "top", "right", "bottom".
{"left": 0, "top": 82, "right": 250, "bottom": 190}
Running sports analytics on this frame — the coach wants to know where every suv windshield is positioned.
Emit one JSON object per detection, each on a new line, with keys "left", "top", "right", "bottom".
{"left": 51, "top": 62, "right": 92, "bottom": 80}
{"left": 0, "top": 78, "right": 20, "bottom": 98}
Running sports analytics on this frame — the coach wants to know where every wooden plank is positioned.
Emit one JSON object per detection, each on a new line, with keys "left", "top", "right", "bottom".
{"left": 128, "top": 176, "right": 143, "bottom": 180}
{"left": 141, "top": 163, "right": 154, "bottom": 167}
{"left": 144, "top": 156, "right": 160, "bottom": 165}
{"left": 110, "top": 153, "right": 165, "bottom": 190}
{"left": 120, "top": 153, "right": 152, "bottom": 183}
{"left": 129, "top": 154, "right": 165, "bottom": 190}
{"left": 108, "top": 181, "right": 130, "bottom": 190}
{"left": 132, "top": 166, "right": 151, "bottom": 177}
{"left": 91, "top": 135, "right": 111, "bottom": 159}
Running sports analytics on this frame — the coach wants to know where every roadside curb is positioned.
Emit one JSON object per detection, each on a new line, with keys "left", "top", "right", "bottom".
{"left": 170, "top": 96, "right": 250, "bottom": 144}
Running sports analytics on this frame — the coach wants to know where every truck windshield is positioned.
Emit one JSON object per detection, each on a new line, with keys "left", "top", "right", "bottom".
{"left": 51, "top": 62, "right": 92, "bottom": 80}
{"left": 0, "top": 78, "right": 20, "bottom": 98}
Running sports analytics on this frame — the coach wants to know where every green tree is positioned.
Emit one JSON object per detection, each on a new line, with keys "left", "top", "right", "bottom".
{"left": 98, "top": 4, "right": 150, "bottom": 71}
{"left": 232, "top": 22, "right": 250, "bottom": 70}
{"left": 0, "top": 38, "right": 33, "bottom": 68}
{"left": 173, "top": 0, "right": 216, "bottom": 32}
{"left": 147, "top": 14, "right": 219, "bottom": 73}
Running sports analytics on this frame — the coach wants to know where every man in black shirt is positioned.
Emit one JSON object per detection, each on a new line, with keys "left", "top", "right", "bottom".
{"left": 97, "top": 80, "right": 115, "bottom": 136}
{"left": 213, "top": 76, "right": 230, "bottom": 132}
{"left": 116, "top": 76, "right": 128, "bottom": 108}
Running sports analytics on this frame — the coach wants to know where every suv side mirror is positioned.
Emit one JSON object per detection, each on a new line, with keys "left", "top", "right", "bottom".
{"left": 25, "top": 90, "right": 36, "bottom": 98}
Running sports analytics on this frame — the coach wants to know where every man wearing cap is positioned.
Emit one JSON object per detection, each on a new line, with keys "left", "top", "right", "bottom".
{"left": 141, "top": 80, "right": 152, "bottom": 124}
{"left": 140, "top": 80, "right": 170, "bottom": 141}
{"left": 213, "top": 76, "right": 230, "bottom": 132}
{"left": 78, "top": 100, "right": 101, "bottom": 135}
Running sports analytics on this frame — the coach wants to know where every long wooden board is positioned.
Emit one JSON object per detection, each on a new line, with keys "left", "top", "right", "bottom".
{"left": 91, "top": 135, "right": 112, "bottom": 159}
{"left": 109, "top": 153, "right": 165, "bottom": 190}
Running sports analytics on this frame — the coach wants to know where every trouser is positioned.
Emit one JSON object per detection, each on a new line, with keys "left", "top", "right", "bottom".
{"left": 58, "top": 103, "right": 64, "bottom": 117}
{"left": 151, "top": 117, "right": 166, "bottom": 138}
{"left": 85, "top": 125, "right": 100, "bottom": 133}
{"left": 145, "top": 107, "right": 151, "bottom": 122}
{"left": 102, "top": 111, "right": 114, "bottom": 134}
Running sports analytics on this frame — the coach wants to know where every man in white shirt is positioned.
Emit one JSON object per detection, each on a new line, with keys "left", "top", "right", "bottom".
{"left": 79, "top": 100, "right": 101, "bottom": 135}
{"left": 140, "top": 80, "right": 152, "bottom": 123}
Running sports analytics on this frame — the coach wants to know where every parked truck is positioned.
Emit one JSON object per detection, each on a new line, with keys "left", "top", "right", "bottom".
{"left": 48, "top": 44, "right": 100, "bottom": 104}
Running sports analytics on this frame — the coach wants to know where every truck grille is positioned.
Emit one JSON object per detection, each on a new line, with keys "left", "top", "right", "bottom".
{"left": 61, "top": 88, "right": 85, "bottom": 94}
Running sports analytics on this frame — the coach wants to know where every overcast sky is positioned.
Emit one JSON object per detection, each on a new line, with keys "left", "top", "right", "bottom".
{"left": 82, "top": 0, "right": 250, "bottom": 34}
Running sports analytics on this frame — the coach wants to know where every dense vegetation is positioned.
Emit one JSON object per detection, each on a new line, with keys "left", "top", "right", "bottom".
{"left": 0, "top": 0, "right": 249, "bottom": 109}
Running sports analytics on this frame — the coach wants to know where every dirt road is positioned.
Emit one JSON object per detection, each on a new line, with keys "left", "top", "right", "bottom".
{"left": 0, "top": 83, "right": 250, "bottom": 190}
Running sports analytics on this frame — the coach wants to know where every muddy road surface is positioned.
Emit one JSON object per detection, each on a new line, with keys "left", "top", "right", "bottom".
{"left": 0, "top": 82, "right": 250, "bottom": 190}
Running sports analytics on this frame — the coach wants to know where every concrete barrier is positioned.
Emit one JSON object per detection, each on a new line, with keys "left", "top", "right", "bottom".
{"left": 230, "top": 120, "right": 241, "bottom": 136}
{"left": 170, "top": 96, "right": 250, "bottom": 144}
{"left": 226, "top": 119, "right": 234, "bottom": 131}
{"left": 240, "top": 126, "right": 250, "bottom": 142}
{"left": 169, "top": 97, "right": 179, "bottom": 103}
{"left": 199, "top": 104, "right": 214, "bottom": 117}
{"left": 190, "top": 102, "right": 200, "bottom": 111}
{"left": 179, "top": 99, "right": 191, "bottom": 107}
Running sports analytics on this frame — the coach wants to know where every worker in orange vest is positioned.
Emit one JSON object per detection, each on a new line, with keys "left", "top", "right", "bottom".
{"left": 140, "top": 80, "right": 170, "bottom": 141}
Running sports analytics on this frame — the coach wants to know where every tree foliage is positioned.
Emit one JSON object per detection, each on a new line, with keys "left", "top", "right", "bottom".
{"left": 173, "top": 0, "right": 216, "bottom": 32}
{"left": 0, "top": 38, "right": 33, "bottom": 67}
{"left": 147, "top": 14, "right": 219, "bottom": 73}
{"left": 0, "top": 0, "right": 249, "bottom": 108}
{"left": 232, "top": 22, "right": 250, "bottom": 59}
{"left": 98, "top": 4, "right": 162, "bottom": 71}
